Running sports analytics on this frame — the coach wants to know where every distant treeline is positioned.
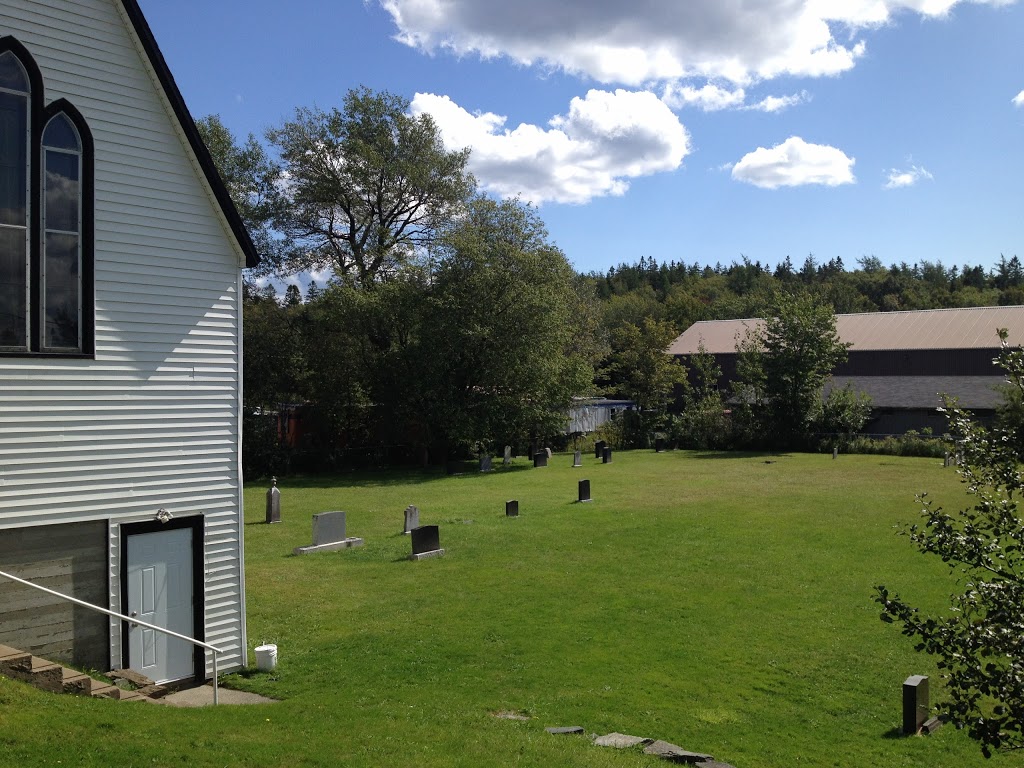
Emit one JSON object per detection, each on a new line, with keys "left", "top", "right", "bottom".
{"left": 582, "top": 253, "right": 1024, "bottom": 336}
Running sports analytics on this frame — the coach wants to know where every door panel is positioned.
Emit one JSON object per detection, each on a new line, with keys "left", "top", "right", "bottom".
{"left": 126, "top": 528, "right": 194, "bottom": 684}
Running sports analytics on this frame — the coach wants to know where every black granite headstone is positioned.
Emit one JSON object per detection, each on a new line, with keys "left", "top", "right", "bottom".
{"left": 578, "top": 479, "right": 591, "bottom": 502}
{"left": 534, "top": 451, "right": 548, "bottom": 468}
{"left": 411, "top": 525, "right": 441, "bottom": 556}
{"left": 505, "top": 500, "right": 519, "bottom": 517}
{"left": 602, "top": 446, "right": 612, "bottom": 463}
{"left": 595, "top": 440, "right": 606, "bottom": 459}
{"left": 903, "top": 675, "right": 929, "bottom": 735}
{"left": 655, "top": 438, "right": 665, "bottom": 453}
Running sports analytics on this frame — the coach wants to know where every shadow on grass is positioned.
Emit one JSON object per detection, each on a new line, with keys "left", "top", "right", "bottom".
{"left": 690, "top": 450, "right": 795, "bottom": 461}
{"left": 881, "top": 727, "right": 905, "bottom": 740}
{"left": 248, "top": 463, "right": 536, "bottom": 491}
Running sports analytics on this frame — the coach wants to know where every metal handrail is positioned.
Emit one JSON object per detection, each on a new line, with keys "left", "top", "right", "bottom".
{"left": 0, "top": 568, "right": 224, "bottom": 705}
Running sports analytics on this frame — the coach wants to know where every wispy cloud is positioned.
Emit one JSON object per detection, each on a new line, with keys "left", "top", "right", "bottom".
{"left": 1013, "top": 90, "right": 1024, "bottom": 107}
{"left": 884, "top": 164, "right": 934, "bottom": 189}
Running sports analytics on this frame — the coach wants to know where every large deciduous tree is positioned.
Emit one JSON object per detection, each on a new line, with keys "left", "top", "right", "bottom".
{"left": 875, "top": 330, "right": 1024, "bottom": 757}
{"left": 266, "top": 88, "right": 474, "bottom": 285}
{"left": 419, "top": 196, "right": 599, "bottom": 454}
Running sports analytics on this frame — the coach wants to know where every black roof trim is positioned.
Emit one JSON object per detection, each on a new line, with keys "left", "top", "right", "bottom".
{"left": 119, "top": 0, "right": 260, "bottom": 268}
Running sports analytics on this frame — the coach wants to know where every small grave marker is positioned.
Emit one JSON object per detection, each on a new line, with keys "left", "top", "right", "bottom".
{"left": 832, "top": 446, "right": 838, "bottom": 460}
{"left": 410, "top": 525, "right": 444, "bottom": 560}
{"left": 293, "top": 511, "right": 364, "bottom": 555}
{"left": 505, "top": 500, "right": 519, "bottom": 517}
{"left": 265, "top": 477, "right": 281, "bottom": 524}
{"left": 602, "top": 446, "right": 612, "bottom": 463}
{"left": 403, "top": 505, "right": 419, "bottom": 534}
{"left": 655, "top": 438, "right": 665, "bottom": 453}
{"left": 503, "top": 445, "right": 512, "bottom": 465}
{"left": 545, "top": 726, "right": 584, "bottom": 735}
{"left": 545, "top": 447, "right": 552, "bottom": 459}
{"left": 578, "top": 479, "right": 592, "bottom": 503}
{"left": 534, "top": 451, "right": 548, "bottom": 468}
{"left": 479, "top": 455, "right": 492, "bottom": 472}
{"left": 572, "top": 450, "right": 582, "bottom": 467}
{"left": 903, "top": 675, "right": 929, "bottom": 735}
{"left": 595, "top": 440, "right": 606, "bottom": 459}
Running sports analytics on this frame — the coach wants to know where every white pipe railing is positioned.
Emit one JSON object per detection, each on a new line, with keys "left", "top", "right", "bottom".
{"left": 0, "top": 568, "right": 224, "bottom": 705}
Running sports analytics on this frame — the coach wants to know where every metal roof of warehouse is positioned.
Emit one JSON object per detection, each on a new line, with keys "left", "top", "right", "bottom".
{"left": 667, "top": 306, "right": 1024, "bottom": 355}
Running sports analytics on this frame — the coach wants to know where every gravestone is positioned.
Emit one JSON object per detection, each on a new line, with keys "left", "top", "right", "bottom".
{"left": 903, "top": 675, "right": 929, "bottom": 735}
{"left": 480, "top": 455, "right": 493, "bottom": 472}
{"left": 655, "top": 438, "right": 665, "bottom": 453}
{"left": 410, "top": 525, "right": 444, "bottom": 560}
{"left": 293, "top": 511, "right": 364, "bottom": 555}
{"left": 545, "top": 447, "right": 552, "bottom": 459}
{"left": 595, "top": 440, "right": 606, "bottom": 459}
{"left": 265, "top": 477, "right": 281, "bottom": 524}
{"left": 943, "top": 452, "right": 951, "bottom": 468}
{"left": 534, "top": 451, "right": 548, "bottom": 468}
{"left": 505, "top": 500, "right": 519, "bottom": 517}
{"left": 832, "top": 446, "right": 838, "bottom": 460}
{"left": 602, "top": 446, "right": 612, "bottom": 463}
{"left": 503, "top": 445, "right": 512, "bottom": 465}
{"left": 573, "top": 450, "right": 582, "bottom": 467}
{"left": 446, "top": 460, "right": 461, "bottom": 476}
{"left": 578, "top": 479, "right": 592, "bottom": 503}
{"left": 403, "top": 505, "right": 420, "bottom": 534}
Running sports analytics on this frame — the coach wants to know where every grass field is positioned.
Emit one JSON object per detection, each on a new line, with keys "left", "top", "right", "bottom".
{"left": 0, "top": 450, "right": 1015, "bottom": 767}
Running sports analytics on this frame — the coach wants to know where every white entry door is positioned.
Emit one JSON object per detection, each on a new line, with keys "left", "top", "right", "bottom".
{"left": 126, "top": 528, "right": 195, "bottom": 684}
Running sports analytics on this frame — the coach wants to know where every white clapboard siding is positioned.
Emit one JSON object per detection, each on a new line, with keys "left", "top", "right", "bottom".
{"left": 0, "top": 0, "right": 247, "bottom": 674}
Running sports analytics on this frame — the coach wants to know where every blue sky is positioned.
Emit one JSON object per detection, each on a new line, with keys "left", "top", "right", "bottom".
{"left": 138, "top": 0, "right": 1024, "bottom": 277}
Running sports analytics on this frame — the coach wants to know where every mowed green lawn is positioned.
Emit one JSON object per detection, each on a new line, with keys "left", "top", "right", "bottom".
{"left": 0, "top": 451, "right": 1014, "bottom": 767}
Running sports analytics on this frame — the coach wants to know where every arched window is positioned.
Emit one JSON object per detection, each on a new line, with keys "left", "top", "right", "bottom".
{"left": 0, "top": 37, "right": 93, "bottom": 357}
{"left": 41, "top": 113, "right": 82, "bottom": 350}
{"left": 0, "top": 49, "right": 30, "bottom": 350}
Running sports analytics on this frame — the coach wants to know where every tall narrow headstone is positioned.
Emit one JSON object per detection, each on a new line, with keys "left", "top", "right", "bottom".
{"left": 943, "top": 452, "right": 951, "bottom": 468}
{"left": 832, "top": 446, "right": 838, "bottom": 460}
{"left": 265, "top": 477, "right": 281, "bottom": 524}
{"left": 294, "top": 511, "right": 364, "bottom": 555}
{"left": 403, "top": 505, "right": 420, "bottom": 534}
{"left": 655, "top": 438, "right": 665, "bottom": 453}
{"left": 578, "top": 479, "right": 592, "bottom": 503}
{"left": 503, "top": 445, "right": 512, "bottom": 466}
{"left": 505, "top": 500, "right": 519, "bottom": 517}
{"left": 410, "top": 525, "right": 444, "bottom": 560}
{"left": 480, "top": 455, "right": 493, "bottom": 472}
{"left": 595, "top": 440, "right": 606, "bottom": 459}
{"left": 534, "top": 451, "right": 548, "bottom": 468}
{"left": 902, "top": 675, "right": 929, "bottom": 735}
{"left": 573, "top": 450, "right": 582, "bottom": 467}
{"left": 602, "top": 446, "right": 612, "bottom": 463}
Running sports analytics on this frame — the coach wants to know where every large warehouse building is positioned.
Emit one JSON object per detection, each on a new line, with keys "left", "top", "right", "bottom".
{"left": 667, "top": 306, "right": 1024, "bottom": 435}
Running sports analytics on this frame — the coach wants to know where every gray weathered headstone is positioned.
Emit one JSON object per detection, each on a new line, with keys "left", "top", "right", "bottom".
{"left": 505, "top": 500, "right": 519, "bottom": 517}
{"left": 903, "top": 675, "right": 929, "bottom": 735}
{"left": 410, "top": 524, "right": 444, "bottom": 560}
{"left": 503, "top": 445, "right": 512, "bottom": 465}
{"left": 573, "top": 450, "right": 582, "bottom": 467}
{"left": 403, "top": 504, "right": 420, "bottom": 534}
{"left": 480, "top": 455, "right": 493, "bottom": 472}
{"left": 578, "top": 479, "right": 591, "bottom": 503}
{"left": 265, "top": 477, "right": 281, "bottom": 524}
{"left": 545, "top": 447, "right": 553, "bottom": 459}
{"left": 944, "top": 452, "right": 951, "bottom": 468}
{"left": 832, "top": 446, "right": 838, "bottom": 460}
{"left": 602, "top": 446, "right": 612, "bottom": 463}
{"left": 293, "top": 511, "right": 364, "bottom": 555}
{"left": 534, "top": 451, "right": 548, "bottom": 468}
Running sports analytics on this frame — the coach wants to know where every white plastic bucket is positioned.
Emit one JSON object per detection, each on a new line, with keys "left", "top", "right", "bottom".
{"left": 254, "top": 644, "right": 278, "bottom": 672}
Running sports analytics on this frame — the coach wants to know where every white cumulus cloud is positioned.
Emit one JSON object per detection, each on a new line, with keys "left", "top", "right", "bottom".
{"left": 1013, "top": 90, "right": 1024, "bottom": 107}
{"left": 731, "top": 136, "right": 855, "bottom": 189}
{"left": 380, "top": 0, "right": 1009, "bottom": 87}
{"left": 748, "top": 91, "right": 811, "bottom": 112}
{"left": 884, "top": 164, "right": 934, "bottom": 188}
{"left": 662, "top": 83, "right": 746, "bottom": 111}
{"left": 411, "top": 89, "right": 691, "bottom": 205}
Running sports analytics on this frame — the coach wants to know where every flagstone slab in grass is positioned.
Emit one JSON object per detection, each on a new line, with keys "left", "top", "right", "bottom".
{"left": 643, "top": 740, "right": 714, "bottom": 763}
{"left": 545, "top": 726, "right": 585, "bottom": 735}
{"left": 593, "top": 732, "right": 652, "bottom": 748}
